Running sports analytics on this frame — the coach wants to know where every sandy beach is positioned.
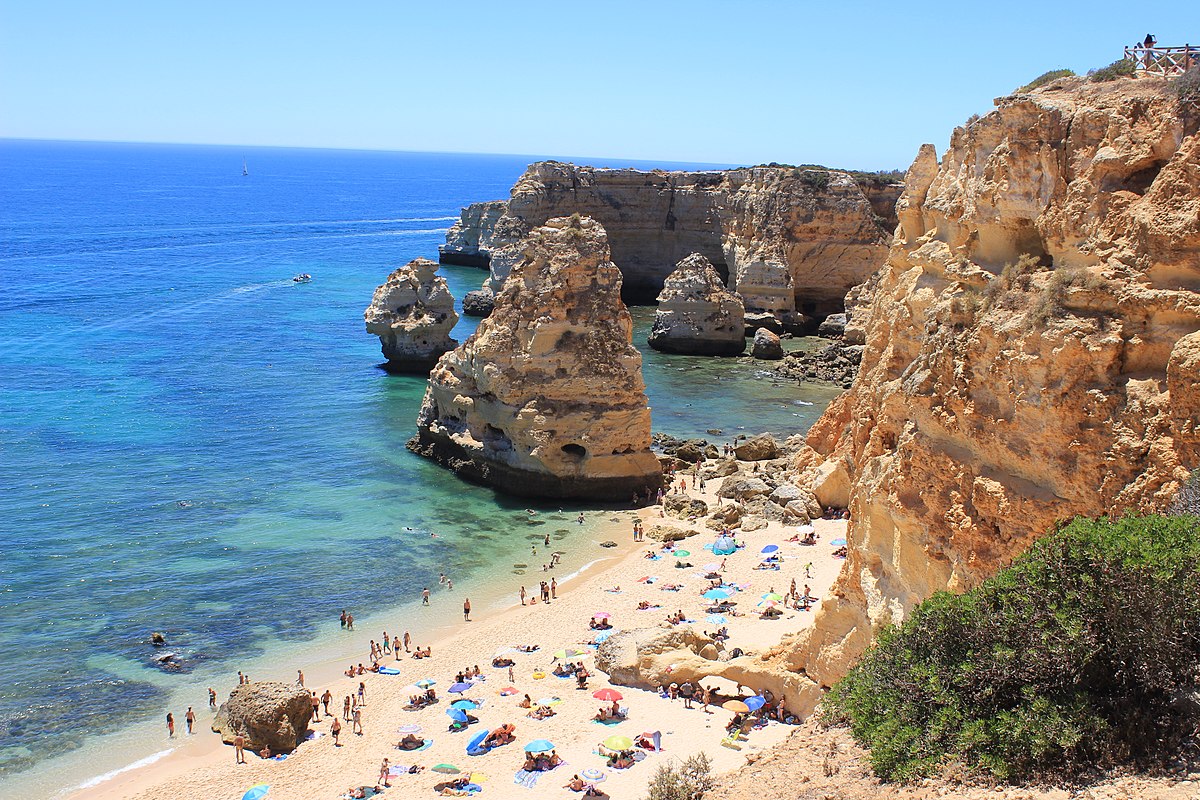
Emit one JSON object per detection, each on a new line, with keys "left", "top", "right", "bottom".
{"left": 70, "top": 476, "right": 848, "bottom": 800}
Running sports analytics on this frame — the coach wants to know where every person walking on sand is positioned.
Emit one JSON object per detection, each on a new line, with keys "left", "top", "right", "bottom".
{"left": 208, "top": 687, "right": 217, "bottom": 709}
{"left": 508, "top": 664, "right": 515, "bottom": 682}
{"left": 330, "top": 715, "right": 342, "bottom": 746}
{"left": 343, "top": 694, "right": 351, "bottom": 720}
{"left": 234, "top": 733, "right": 246, "bottom": 763}
{"left": 166, "top": 712, "right": 175, "bottom": 737}
{"left": 185, "top": 706, "right": 196, "bottom": 734}
{"left": 422, "top": 587, "right": 431, "bottom": 605}
{"left": 379, "top": 757, "right": 392, "bottom": 787}
{"left": 297, "top": 669, "right": 305, "bottom": 687}
{"left": 322, "top": 689, "right": 333, "bottom": 717}
{"left": 550, "top": 578, "right": 557, "bottom": 599}
{"left": 403, "top": 631, "right": 411, "bottom": 652}
{"left": 463, "top": 598, "right": 471, "bottom": 621}
{"left": 311, "top": 691, "right": 321, "bottom": 721}
{"left": 519, "top": 585, "right": 527, "bottom": 605}
{"left": 352, "top": 706, "right": 363, "bottom": 735}
{"left": 358, "top": 681, "right": 366, "bottom": 706}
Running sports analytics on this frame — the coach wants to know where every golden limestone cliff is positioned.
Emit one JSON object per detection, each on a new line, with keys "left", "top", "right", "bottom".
{"left": 771, "top": 76, "right": 1200, "bottom": 702}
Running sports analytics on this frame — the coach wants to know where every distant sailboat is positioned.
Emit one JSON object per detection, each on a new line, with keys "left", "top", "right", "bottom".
{"left": 242, "top": 158, "right": 249, "bottom": 176}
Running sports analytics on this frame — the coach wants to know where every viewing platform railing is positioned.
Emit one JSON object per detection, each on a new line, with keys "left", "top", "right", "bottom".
{"left": 1123, "top": 44, "right": 1199, "bottom": 77}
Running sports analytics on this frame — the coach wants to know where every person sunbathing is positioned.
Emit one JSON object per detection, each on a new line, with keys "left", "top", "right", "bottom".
{"left": 593, "top": 706, "right": 610, "bottom": 721}
{"left": 398, "top": 733, "right": 424, "bottom": 750}
{"left": 564, "top": 775, "right": 587, "bottom": 791}
{"left": 515, "top": 644, "right": 539, "bottom": 653}
{"left": 523, "top": 754, "right": 539, "bottom": 771}
{"left": 344, "top": 665, "right": 356, "bottom": 677}
{"left": 661, "top": 583, "right": 682, "bottom": 591}
{"left": 492, "top": 657, "right": 514, "bottom": 667}
{"left": 552, "top": 663, "right": 573, "bottom": 677}
{"left": 518, "top": 694, "right": 532, "bottom": 708}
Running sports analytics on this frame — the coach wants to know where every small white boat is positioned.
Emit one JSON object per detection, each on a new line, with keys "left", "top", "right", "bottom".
{"left": 242, "top": 158, "right": 249, "bottom": 176}
{"left": 292, "top": 273, "right": 312, "bottom": 283}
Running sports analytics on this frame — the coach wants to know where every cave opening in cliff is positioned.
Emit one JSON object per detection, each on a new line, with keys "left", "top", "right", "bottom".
{"left": 560, "top": 443, "right": 587, "bottom": 460}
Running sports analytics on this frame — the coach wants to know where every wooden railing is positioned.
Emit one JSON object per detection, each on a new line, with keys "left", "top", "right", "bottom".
{"left": 1123, "top": 45, "right": 1199, "bottom": 77}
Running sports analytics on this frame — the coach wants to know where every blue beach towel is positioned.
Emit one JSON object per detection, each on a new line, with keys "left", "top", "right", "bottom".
{"left": 513, "top": 769, "right": 540, "bottom": 788}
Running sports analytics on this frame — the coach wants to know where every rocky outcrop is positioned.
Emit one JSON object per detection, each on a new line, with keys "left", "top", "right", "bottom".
{"left": 751, "top": 328, "right": 784, "bottom": 360}
{"left": 364, "top": 258, "right": 459, "bottom": 373}
{"left": 760, "top": 77, "right": 1200, "bottom": 711}
{"left": 440, "top": 162, "right": 893, "bottom": 319}
{"left": 461, "top": 289, "right": 495, "bottom": 317}
{"left": 773, "top": 341, "right": 863, "bottom": 388}
{"left": 212, "top": 682, "right": 312, "bottom": 753}
{"left": 410, "top": 215, "right": 663, "bottom": 500}
{"left": 648, "top": 253, "right": 746, "bottom": 355}
{"left": 439, "top": 200, "right": 508, "bottom": 267}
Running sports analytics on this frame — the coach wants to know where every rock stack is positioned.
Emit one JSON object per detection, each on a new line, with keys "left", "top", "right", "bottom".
{"left": 364, "top": 258, "right": 459, "bottom": 373}
{"left": 410, "top": 215, "right": 663, "bottom": 500}
{"left": 648, "top": 253, "right": 745, "bottom": 355}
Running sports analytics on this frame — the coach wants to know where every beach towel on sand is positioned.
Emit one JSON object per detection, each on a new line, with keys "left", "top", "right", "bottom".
{"left": 513, "top": 769, "right": 540, "bottom": 788}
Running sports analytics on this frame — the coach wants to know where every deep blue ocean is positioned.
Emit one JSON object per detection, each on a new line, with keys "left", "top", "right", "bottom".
{"left": 0, "top": 140, "right": 839, "bottom": 796}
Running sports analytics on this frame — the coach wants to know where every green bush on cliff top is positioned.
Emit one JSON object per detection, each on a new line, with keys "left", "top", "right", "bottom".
{"left": 825, "top": 514, "right": 1200, "bottom": 782}
{"left": 1089, "top": 58, "right": 1136, "bottom": 82}
{"left": 1017, "top": 68, "right": 1075, "bottom": 93}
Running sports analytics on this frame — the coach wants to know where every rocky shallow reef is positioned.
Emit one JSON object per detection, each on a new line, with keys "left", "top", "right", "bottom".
{"left": 410, "top": 216, "right": 663, "bottom": 500}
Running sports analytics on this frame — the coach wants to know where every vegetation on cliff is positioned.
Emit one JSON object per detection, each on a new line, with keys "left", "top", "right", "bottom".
{"left": 1017, "top": 68, "right": 1075, "bottom": 92}
{"left": 826, "top": 514, "right": 1200, "bottom": 782}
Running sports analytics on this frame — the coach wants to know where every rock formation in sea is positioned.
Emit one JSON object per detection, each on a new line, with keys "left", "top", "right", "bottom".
{"left": 761, "top": 75, "right": 1200, "bottom": 710}
{"left": 363, "top": 257, "right": 459, "bottom": 373}
{"left": 212, "top": 681, "right": 313, "bottom": 753}
{"left": 410, "top": 215, "right": 663, "bottom": 500}
{"left": 750, "top": 327, "right": 784, "bottom": 360}
{"left": 648, "top": 253, "right": 745, "bottom": 355}
{"left": 440, "top": 162, "right": 897, "bottom": 325}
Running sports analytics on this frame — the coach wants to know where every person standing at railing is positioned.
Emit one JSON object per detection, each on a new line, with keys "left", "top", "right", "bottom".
{"left": 1142, "top": 34, "right": 1157, "bottom": 68}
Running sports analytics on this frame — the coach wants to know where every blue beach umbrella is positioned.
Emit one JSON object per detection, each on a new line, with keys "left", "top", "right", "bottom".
{"left": 744, "top": 696, "right": 766, "bottom": 712}
{"left": 524, "top": 739, "right": 555, "bottom": 753}
{"left": 713, "top": 536, "right": 737, "bottom": 555}
{"left": 831, "top": 538, "right": 847, "bottom": 547}
{"left": 416, "top": 679, "right": 437, "bottom": 688}
{"left": 447, "top": 708, "right": 469, "bottom": 723}
{"left": 760, "top": 544, "right": 779, "bottom": 555}
{"left": 703, "top": 588, "right": 733, "bottom": 600}
{"left": 449, "top": 682, "right": 473, "bottom": 694}
{"left": 468, "top": 730, "right": 490, "bottom": 752}
{"left": 706, "top": 614, "right": 727, "bottom": 624}
{"left": 242, "top": 786, "right": 270, "bottom": 800}
{"left": 451, "top": 699, "right": 479, "bottom": 710}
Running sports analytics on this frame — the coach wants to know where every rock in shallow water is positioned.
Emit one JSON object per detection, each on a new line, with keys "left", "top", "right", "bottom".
{"left": 751, "top": 328, "right": 784, "bottom": 360}
{"left": 648, "top": 253, "right": 745, "bottom": 356}
{"left": 364, "top": 258, "right": 458, "bottom": 373}
{"left": 410, "top": 215, "right": 663, "bottom": 500}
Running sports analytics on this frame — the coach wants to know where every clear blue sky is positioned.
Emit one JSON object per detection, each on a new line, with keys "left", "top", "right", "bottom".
{"left": 1, "top": 1, "right": 1194, "bottom": 170}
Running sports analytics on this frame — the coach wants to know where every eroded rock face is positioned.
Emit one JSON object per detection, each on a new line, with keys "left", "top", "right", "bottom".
{"left": 768, "top": 77, "right": 1200, "bottom": 712}
{"left": 410, "top": 216, "right": 663, "bottom": 500}
{"left": 441, "top": 162, "right": 892, "bottom": 318}
{"left": 439, "top": 200, "right": 508, "bottom": 267}
{"left": 649, "top": 253, "right": 745, "bottom": 355}
{"left": 212, "top": 682, "right": 312, "bottom": 753}
{"left": 364, "top": 258, "right": 459, "bottom": 373}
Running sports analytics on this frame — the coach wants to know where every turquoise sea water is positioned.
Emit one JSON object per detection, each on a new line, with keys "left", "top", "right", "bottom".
{"left": 0, "top": 140, "right": 838, "bottom": 796}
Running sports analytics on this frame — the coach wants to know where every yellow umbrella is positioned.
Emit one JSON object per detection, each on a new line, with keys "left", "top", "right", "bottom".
{"left": 602, "top": 734, "right": 634, "bottom": 750}
{"left": 722, "top": 699, "right": 750, "bottom": 713}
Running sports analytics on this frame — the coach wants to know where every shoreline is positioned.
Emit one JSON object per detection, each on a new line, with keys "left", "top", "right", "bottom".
{"left": 60, "top": 475, "right": 849, "bottom": 800}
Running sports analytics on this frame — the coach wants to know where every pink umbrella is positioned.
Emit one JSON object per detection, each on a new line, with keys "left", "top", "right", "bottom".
{"left": 594, "top": 612, "right": 612, "bottom": 619}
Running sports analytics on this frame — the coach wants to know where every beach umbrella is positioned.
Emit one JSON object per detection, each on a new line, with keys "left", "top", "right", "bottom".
{"left": 536, "top": 696, "right": 562, "bottom": 706}
{"left": 449, "top": 682, "right": 473, "bottom": 694}
{"left": 760, "top": 544, "right": 779, "bottom": 554}
{"left": 744, "top": 696, "right": 766, "bottom": 712}
{"left": 416, "top": 679, "right": 437, "bottom": 688}
{"left": 797, "top": 524, "right": 815, "bottom": 535}
{"left": 831, "top": 538, "right": 847, "bottom": 546}
{"left": 432, "top": 764, "right": 462, "bottom": 774}
{"left": 674, "top": 549, "right": 691, "bottom": 557}
{"left": 722, "top": 699, "right": 750, "bottom": 713}
{"left": 241, "top": 786, "right": 270, "bottom": 800}
{"left": 593, "top": 611, "right": 612, "bottom": 619}
{"left": 602, "top": 734, "right": 634, "bottom": 751}
{"left": 467, "top": 730, "right": 490, "bottom": 751}
{"left": 761, "top": 592, "right": 784, "bottom": 602}
{"left": 554, "top": 647, "right": 589, "bottom": 659}
{"left": 447, "top": 708, "right": 469, "bottom": 722}
{"left": 397, "top": 724, "right": 422, "bottom": 734}
{"left": 757, "top": 599, "right": 779, "bottom": 609}
{"left": 702, "top": 562, "right": 720, "bottom": 572}
{"left": 451, "top": 699, "right": 479, "bottom": 710}
{"left": 580, "top": 768, "right": 607, "bottom": 782}
{"left": 703, "top": 588, "right": 733, "bottom": 600}
{"left": 592, "top": 688, "right": 623, "bottom": 701}
{"left": 706, "top": 614, "right": 727, "bottom": 624}
{"left": 524, "top": 739, "right": 555, "bottom": 752}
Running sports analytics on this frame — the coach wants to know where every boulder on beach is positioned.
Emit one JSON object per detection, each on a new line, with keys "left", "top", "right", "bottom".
{"left": 212, "top": 681, "right": 312, "bottom": 754}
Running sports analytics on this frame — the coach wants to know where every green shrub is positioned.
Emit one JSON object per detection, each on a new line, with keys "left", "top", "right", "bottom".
{"left": 825, "top": 514, "right": 1200, "bottom": 782}
{"left": 799, "top": 169, "right": 832, "bottom": 191}
{"left": 1173, "top": 66, "right": 1200, "bottom": 105}
{"left": 1018, "top": 69, "right": 1075, "bottom": 92}
{"left": 1089, "top": 58, "right": 1136, "bottom": 82}
{"left": 647, "top": 752, "right": 714, "bottom": 800}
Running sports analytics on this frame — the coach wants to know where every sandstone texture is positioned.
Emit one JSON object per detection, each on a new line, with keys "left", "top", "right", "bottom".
{"left": 363, "top": 258, "right": 459, "bottom": 373}
{"left": 410, "top": 216, "right": 663, "bottom": 500}
{"left": 751, "top": 328, "right": 784, "bottom": 360}
{"left": 760, "top": 77, "right": 1200, "bottom": 711}
{"left": 440, "top": 162, "right": 893, "bottom": 322}
{"left": 439, "top": 200, "right": 507, "bottom": 267}
{"left": 648, "top": 253, "right": 746, "bottom": 355}
{"left": 212, "top": 682, "right": 312, "bottom": 753}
